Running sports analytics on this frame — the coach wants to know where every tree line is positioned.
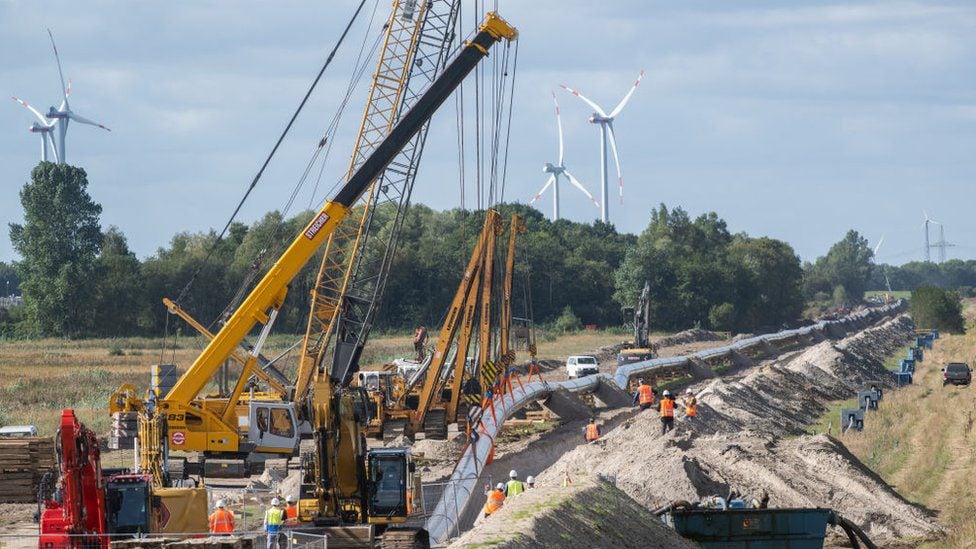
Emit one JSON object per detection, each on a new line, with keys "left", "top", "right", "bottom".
{"left": 0, "top": 163, "right": 963, "bottom": 339}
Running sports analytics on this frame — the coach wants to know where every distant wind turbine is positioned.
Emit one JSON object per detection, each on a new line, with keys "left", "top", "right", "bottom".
{"left": 529, "top": 92, "right": 599, "bottom": 220}
{"left": 560, "top": 70, "right": 644, "bottom": 223}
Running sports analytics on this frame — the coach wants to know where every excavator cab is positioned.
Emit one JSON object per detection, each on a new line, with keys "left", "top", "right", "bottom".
{"left": 246, "top": 401, "right": 299, "bottom": 454}
{"left": 104, "top": 475, "right": 154, "bottom": 537}
{"left": 365, "top": 448, "right": 420, "bottom": 520}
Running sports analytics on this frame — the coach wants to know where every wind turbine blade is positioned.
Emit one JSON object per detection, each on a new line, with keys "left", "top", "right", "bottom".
{"left": 873, "top": 236, "right": 885, "bottom": 255}
{"left": 608, "top": 70, "right": 645, "bottom": 118}
{"left": 12, "top": 96, "right": 50, "bottom": 125}
{"left": 47, "top": 29, "right": 69, "bottom": 107}
{"left": 69, "top": 112, "right": 111, "bottom": 131}
{"left": 564, "top": 169, "right": 600, "bottom": 208}
{"left": 606, "top": 125, "right": 623, "bottom": 203}
{"left": 559, "top": 84, "right": 607, "bottom": 117}
{"left": 552, "top": 91, "right": 564, "bottom": 164}
{"left": 529, "top": 175, "right": 556, "bottom": 205}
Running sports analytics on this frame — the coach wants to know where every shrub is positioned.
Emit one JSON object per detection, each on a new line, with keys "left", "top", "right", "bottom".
{"left": 708, "top": 303, "right": 735, "bottom": 331}
{"left": 108, "top": 345, "right": 124, "bottom": 356}
{"left": 910, "top": 286, "right": 964, "bottom": 334}
{"left": 553, "top": 306, "right": 582, "bottom": 333}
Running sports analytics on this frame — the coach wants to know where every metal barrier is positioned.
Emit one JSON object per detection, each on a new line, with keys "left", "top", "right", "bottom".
{"left": 426, "top": 300, "right": 908, "bottom": 543}
{"left": 0, "top": 531, "right": 328, "bottom": 549}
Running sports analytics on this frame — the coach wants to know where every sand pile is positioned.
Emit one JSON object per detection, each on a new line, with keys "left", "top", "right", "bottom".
{"left": 530, "top": 315, "right": 942, "bottom": 545}
{"left": 448, "top": 473, "right": 696, "bottom": 549}
{"left": 655, "top": 328, "right": 726, "bottom": 348}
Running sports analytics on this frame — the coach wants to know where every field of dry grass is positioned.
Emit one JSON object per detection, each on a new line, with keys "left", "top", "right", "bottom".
{"left": 842, "top": 301, "right": 976, "bottom": 548}
{"left": 0, "top": 328, "right": 623, "bottom": 436}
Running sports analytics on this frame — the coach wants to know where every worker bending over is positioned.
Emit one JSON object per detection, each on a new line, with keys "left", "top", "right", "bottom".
{"left": 264, "top": 498, "right": 285, "bottom": 549}
{"left": 526, "top": 475, "right": 536, "bottom": 489}
{"left": 632, "top": 379, "right": 657, "bottom": 411}
{"left": 505, "top": 470, "right": 525, "bottom": 496}
{"left": 659, "top": 390, "right": 676, "bottom": 435}
{"left": 208, "top": 500, "right": 235, "bottom": 535}
{"left": 681, "top": 388, "right": 697, "bottom": 420}
{"left": 483, "top": 482, "right": 506, "bottom": 517}
{"left": 583, "top": 417, "right": 602, "bottom": 443}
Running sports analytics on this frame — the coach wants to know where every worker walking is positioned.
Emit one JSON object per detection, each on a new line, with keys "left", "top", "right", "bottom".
{"left": 504, "top": 470, "right": 525, "bottom": 496}
{"left": 659, "top": 390, "right": 676, "bottom": 435}
{"left": 264, "top": 498, "right": 286, "bottom": 549}
{"left": 632, "top": 379, "right": 656, "bottom": 411}
{"left": 483, "top": 482, "right": 506, "bottom": 517}
{"left": 413, "top": 325, "right": 429, "bottom": 361}
{"left": 283, "top": 495, "right": 298, "bottom": 526}
{"left": 681, "top": 388, "right": 697, "bottom": 420}
{"left": 208, "top": 500, "right": 235, "bottom": 535}
{"left": 583, "top": 417, "right": 602, "bottom": 443}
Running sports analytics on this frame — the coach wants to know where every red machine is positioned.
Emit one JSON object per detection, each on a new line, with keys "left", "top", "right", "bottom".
{"left": 39, "top": 410, "right": 155, "bottom": 549}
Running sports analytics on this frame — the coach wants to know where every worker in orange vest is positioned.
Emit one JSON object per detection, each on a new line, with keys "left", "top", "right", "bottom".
{"left": 208, "top": 500, "right": 235, "bottom": 535}
{"left": 659, "top": 390, "right": 676, "bottom": 434}
{"left": 283, "top": 495, "right": 298, "bottom": 526}
{"left": 632, "top": 379, "right": 657, "bottom": 411}
{"left": 583, "top": 417, "right": 602, "bottom": 443}
{"left": 483, "top": 482, "right": 506, "bottom": 517}
{"left": 681, "top": 388, "right": 698, "bottom": 420}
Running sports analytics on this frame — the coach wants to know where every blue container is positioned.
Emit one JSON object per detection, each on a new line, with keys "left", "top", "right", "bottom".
{"left": 894, "top": 371, "right": 913, "bottom": 385}
{"left": 932, "top": 329, "right": 940, "bottom": 339}
{"left": 899, "top": 359, "right": 915, "bottom": 374}
{"left": 666, "top": 508, "right": 833, "bottom": 548}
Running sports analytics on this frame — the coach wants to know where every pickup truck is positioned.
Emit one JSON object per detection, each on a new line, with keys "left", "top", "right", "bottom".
{"left": 566, "top": 355, "right": 600, "bottom": 379}
{"left": 943, "top": 362, "right": 972, "bottom": 386}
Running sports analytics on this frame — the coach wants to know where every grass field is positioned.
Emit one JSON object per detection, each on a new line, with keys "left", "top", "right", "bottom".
{"left": 0, "top": 328, "right": 624, "bottom": 436}
{"left": 864, "top": 290, "right": 912, "bottom": 300}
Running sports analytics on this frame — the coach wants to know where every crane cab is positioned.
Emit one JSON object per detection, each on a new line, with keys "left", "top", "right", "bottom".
{"left": 246, "top": 401, "right": 299, "bottom": 454}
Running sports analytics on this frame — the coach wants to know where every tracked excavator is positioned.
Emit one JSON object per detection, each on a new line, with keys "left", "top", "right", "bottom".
{"left": 617, "top": 280, "right": 656, "bottom": 366}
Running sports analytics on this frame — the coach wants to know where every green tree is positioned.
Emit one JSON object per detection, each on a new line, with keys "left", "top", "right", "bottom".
{"left": 92, "top": 227, "right": 146, "bottom": 336}
{"left": 910, "top": 286, "right": 964, "bottom": 333}
{"left": 804, "top": 230, "right": 873, "bottom": 301}
{"left": 9, "top": 163, "right": 102, "bottom": 337}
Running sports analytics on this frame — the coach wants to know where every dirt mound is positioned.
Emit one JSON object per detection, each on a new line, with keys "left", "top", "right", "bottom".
{"left": 655, "top": 328, "right": 726, "bottom": 348}
{"left": 448, "top": 473, "right": 695, "bottom": 549}
{"left": 532, "top": 315, "right": 942, "bottom": 546}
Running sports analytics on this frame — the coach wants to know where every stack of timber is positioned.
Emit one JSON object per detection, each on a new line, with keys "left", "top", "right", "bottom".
{"left": 0, "top": 436, "right": 55, "bottom": 502}
{"left": 111, "top": 536, "right": 255, "bottom": 549}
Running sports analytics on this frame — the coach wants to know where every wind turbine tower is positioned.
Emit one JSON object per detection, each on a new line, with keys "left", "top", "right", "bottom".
{"left": 561, "top": 70, "right": 644, "bottom": 224}
{"left": 529, "top": 92, "right": 600, "bottom": 220}
{"left": 10, "top": 29, "right": 110, "bottom": 164}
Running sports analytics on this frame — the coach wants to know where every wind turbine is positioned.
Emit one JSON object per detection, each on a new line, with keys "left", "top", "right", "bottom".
{"left": 873, "top": 236, "right": 893, "bottom": 294}
{"left": 11, "top": 29, "right": 110, "bottom": 164}
{"left": 529, "top": 92, "right": 599, "bottom": 220}
{"left": 560, "top": 70, "right": 644, "bottom": 224}
{"left": 923, "top": 211, "right": 938, "bottom": 263}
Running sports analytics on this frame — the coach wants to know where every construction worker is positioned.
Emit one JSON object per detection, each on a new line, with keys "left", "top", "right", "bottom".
{"left": 526, "top": 476, "right": 536, "bottom": 489}
{"left": 413, "top": 325, "right": 429, "bottom": 361}
{"left": 681, "top": 388, "right": 697, "bottom": 420}
{"left": 264, "top": 498, "right": 285, "bottom": 549}
{"left": 483, "top": 482, "right": 506, "bottom": 517}
{"left": 283, "top": 495, "right": 298, "bottom": 526}
{"left": 659, "top": 390, "right": 676, "bottom": 435}
{"left": 208, "top": 500, "right": 235, "bottom": 535}
{"left": 504, "top": 470, "right": 525, "bottom": 496}
{"left": 583, "top": 417, "right": 602, "bottom": 443}
{"left": 632, "top": 378, "right": 656, "bottom": 411}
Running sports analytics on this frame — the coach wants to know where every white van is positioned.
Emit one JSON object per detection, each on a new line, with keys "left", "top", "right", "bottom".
{"left": 566, "top": 356, "right": 599, "bottom": 379}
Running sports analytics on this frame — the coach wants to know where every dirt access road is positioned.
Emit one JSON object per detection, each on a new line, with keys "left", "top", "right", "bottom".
{"left": 844, "top": 301, "right": 976, "bottom": 548}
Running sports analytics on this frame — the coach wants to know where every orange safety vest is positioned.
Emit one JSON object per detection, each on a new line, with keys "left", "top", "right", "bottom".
{"left": 660, "top": 398, "right": 674, "bottom": 418}
{"left": 585, "top": 423, "right": 600, "bottom": 441}
{"left": 209, "top": 509, "right": 235, "bottom": 534}
{"left": 483, "top": 489, "right": 505, "bottom": 516}
{"left": 284, "top": 505, "right": 298, "bottom": 525}
{"left": 684, "top": 398, "right": 697, "bottom": 417}
{"left": 638, "top": 385, "right": 655, "bottom": 405}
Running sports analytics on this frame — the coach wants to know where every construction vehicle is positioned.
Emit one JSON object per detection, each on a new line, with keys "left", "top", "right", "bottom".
{"left": 38, "top": 409, "right": 207, "bottom": 548}
{"left": 618, "top": 280, "right": 656, "bottom": 366}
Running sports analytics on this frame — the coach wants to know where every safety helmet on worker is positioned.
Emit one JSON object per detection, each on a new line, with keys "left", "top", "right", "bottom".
{"left": 271, "top": 498, "right": 280, "bottom": 506}
{"left": 509, "top": 470, "right": 518, "bottom": 479}
{"left": 638, "top": 378, "right": 646, "bottom": 384}
{"left": 496, "top": 482, "right": 505, "bottom": 490}
{"left": 216, "top": 500, "right": 225, "bottom": 508}
{"left": 286, "top": 495, "right": 295, "bottom": 503}
{"left": 686, "top": 388, "right": 693, "bottom": 394}
{"left": 663, "top": 390, "right": 670, "bottom": 396}
{"left": 526, "top": 475, "right": 535, "bottom": 485}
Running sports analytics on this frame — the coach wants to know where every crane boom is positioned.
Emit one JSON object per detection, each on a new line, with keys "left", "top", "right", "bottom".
{"left": 157, "top": 13, "right": 518, "bottom": 452}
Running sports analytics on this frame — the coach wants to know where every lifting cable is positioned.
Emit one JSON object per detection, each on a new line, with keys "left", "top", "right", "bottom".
{"left": 173, "top": 0, "right": 370, "bottom": 309}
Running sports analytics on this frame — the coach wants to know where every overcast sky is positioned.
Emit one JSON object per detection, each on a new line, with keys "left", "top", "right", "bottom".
{"left": 1, "top": 0, "right": 974, "bottom": 265}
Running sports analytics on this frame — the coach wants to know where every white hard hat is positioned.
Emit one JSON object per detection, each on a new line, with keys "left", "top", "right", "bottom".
{"left": 216, "top": 500, "right": 225, "bottom": 508}
{"left": 509, "top": 470, "right": 517, "bottom": 478}
{"left": 663, "top": 390, "right": 670, "bottom": 396}
{"left": 526, "top": 476, "right": 535, "bottom": 484}
{"left": 686, "top": 388, "right": 693, "bottom": 394}
{"left": 271, "top": 498, "right": 280, "bottom": 506}
{"left": 496, "top": 482, "right": 505, "bottom": 490}
{"left": 286, "top": 495, "right": 295, "bottom": 503}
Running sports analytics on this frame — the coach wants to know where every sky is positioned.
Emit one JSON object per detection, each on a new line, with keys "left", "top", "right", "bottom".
{"left": 1, "top": 0, "right": 974, "bottom": 265}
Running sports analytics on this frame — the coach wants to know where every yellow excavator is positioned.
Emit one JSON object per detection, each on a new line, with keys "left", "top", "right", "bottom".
{"left": 133, "top": 10, "right": 516, "bottom": 547}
